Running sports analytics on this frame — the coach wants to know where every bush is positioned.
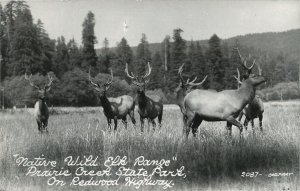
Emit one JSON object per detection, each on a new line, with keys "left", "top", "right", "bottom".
{"left": 260, "top": 82, "right": 300, "bottom": 101}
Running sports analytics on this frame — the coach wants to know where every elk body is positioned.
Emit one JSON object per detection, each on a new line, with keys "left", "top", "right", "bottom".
{"left": 89, "top": 70, "right": 136, "bottom": 131}
{"left": 25, "top": 73, "right": 53, "bottom": 133}
{"left": 183, "top": 69, "right": 265, "bottom": 137}
{"left": 234, "top": 48, "right": 265, "bottom": 131}
{"left": 125, "top": 63, "right": 163, "bottom": 132}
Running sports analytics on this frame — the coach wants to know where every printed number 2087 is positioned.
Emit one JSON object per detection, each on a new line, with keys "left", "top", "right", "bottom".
{"left": 241, "top": 172, "right": 262, "bottom": 178}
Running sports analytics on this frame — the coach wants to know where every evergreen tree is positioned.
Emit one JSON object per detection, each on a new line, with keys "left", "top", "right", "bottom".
{"left": 0, "top": 2, "right": 8, "bottom": 81}
{"left": 161, "top": 35, "right": 171, "bottom": 89}
{"left": 81, "top": 11, "right": 97, "bottom": 69}
{"left": 147, "top": 51, "right": 164, "bottom": 90}
{"left": 169, "top": 28, "right": 186, "bottom": 90}
{"left": 10, "top": 8, "right": 41, "bottom": 75}
{"left": 136, "top": 33, "right": 151, "bottom": 75}
{"left": 206, "top": 34, "right": 224, "bottom": 91}
{"left": 36, "top": 19, "right": 55, "bottom": 74}
{"left": 111, "top": 37, "right": 133, "bottom": 78}
{"left": 98, "top": 38, "right": 112, "bottom": 73}
{"left": 273, "top": 53, "right": 287, "bottom": 85}
{"left": 67, "top": 38, "right": 82, "bottom": 70}
{"left": 53, "top": 36, "right": 69, "bottom": 78}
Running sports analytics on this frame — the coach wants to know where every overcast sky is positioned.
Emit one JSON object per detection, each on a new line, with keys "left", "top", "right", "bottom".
{"left": 1, "top": 0, "right": 300, "bottom": 48}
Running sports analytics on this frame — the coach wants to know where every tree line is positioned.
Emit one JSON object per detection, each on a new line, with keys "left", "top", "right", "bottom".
{"left": 0, "top": 0, "right": 298, "bottom": 107}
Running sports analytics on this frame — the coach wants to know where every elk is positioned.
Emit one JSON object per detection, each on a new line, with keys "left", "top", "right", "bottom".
{"left": 174, "top": 63, "right": 207, "bottom": 133}
{"left": 183, "top": 67, "right": 265, "bottom": 137}
{"left": 89, "top": 69, "right": 136, "bottom": 131}
{"left": 234, "top": 60, "right": 265, "bottom": 131}
{"left": 25, "top": 73, "right": 54, "bottom": 133}
{"left": 125, "top": 63, "right": 163, "bottom": 132}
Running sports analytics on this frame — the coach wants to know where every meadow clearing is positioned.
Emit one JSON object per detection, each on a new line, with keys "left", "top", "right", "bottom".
{"left": 0, "top": 102, "right": 299, "bottom": 191}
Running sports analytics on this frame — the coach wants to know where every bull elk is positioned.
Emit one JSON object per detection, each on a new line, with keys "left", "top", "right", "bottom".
{"left": 125, "top": 63, "right": 163, "bottom": 132}
{"left": 174, "top": 63, "right": 207, "bottom": 133}
{"left": 25, "top": 73, "right": 54, "bottom": 133}
{"left": 183, "top": 67, "right": 265, "bottom": 137}
{"left": 89, "top": 69, "right": 136, "bottom": 131}
{"left": 234, "top": 56, "right": 265, "bottom": 131}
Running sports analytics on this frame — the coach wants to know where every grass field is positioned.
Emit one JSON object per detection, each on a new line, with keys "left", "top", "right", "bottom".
{"left": 0, "top": 102, "right": 299, "bottom": 191}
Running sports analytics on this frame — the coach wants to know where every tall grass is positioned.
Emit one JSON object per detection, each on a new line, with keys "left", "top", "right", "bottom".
{"left": 0, "top": 103, "right": 299, "bottom": 191}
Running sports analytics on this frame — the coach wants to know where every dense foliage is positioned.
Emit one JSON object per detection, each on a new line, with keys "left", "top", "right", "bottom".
{"left": 0, "top": 0, "right": 299, "bottom": 107}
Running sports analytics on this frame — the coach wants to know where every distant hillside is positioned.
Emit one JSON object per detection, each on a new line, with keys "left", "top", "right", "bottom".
{"left": 97, "top": 28, "right": 300, "bottom": 59}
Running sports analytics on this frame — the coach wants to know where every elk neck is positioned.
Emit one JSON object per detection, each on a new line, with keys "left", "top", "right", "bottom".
{"left": 38, "top": 98, "right": 47, "bottom": 113}
{"left": 137, "top": 91, "right": 147, "bottom": 109}
{"left": 99, "top": 93, "right": 113, "bottom": 114}
{"left": 237, "top": 80, "right": 256, "bottom": 106}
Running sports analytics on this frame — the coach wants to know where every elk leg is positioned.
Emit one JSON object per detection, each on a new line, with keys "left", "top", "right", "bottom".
{"left": 251, "top": 119, "right": 254, "bottom": 129}
{"left": 140, "top": 116, "right": 144, "bottom": 132}
{"left": 107, "top": 118, "right": 112, "bottom": 130}
{"left": 129, "top": 110, "right": 136, "bottom": 126}
{"left": 151, "top": 119, "right": 156, "bottom": 130}
{"left": 243, "top": 118, "right": 249, "bottom": 131}
{"left": 191, "top": 117, "right": 202, "bottom": 137}
{"left": 158, "top": 110, "right": 163, "bottom": 128}
{"left": 259, "top": 114, "right": 263, "bottom": 131}
{"left": 37, "top": 120, "right": 42, "bottom": 133}
{"left": 114, "top": 117, "right": 118, "bottom": 131}
{"left": 226, "top": 116, "right": 243, "bottom": 135}
{"left": 122, "top": 117, "right": 127, "bottom": 129}
{"left": 182, "top": 115, "right": 187, "bottom": 135}
{"left": 226, "top": 122, "right": 232, "bottom": 137}
{"left": 44, "top": 120, "right": 49, "bottom": 134}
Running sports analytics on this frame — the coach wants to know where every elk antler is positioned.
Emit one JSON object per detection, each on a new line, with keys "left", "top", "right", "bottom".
{"left": 25, "top": 73, "right": 40, "bottom": 90}
{"left": 142, "top": 62, "right": 152, "bottom": 79}
{"left": 45, "top": 73, "right": 54, "bottom": 89}
{"left": 233, "top": 68, "right": 242, "bottom": 86}
{"left": 234, "top": 47, "right": 255, "bottom": 71}
{"left": 257, "top": 63, "right": 262, "bottom": 76}
{"left": 89, "top": 66, "right": 100, "bottom": 87}
{"left": 105, "top": 69, "right": 114, "bottom": 86}
{"left": 186, "top": 75, "right": 207, "bottom": 86}
{"left": 125, "top": 63, "right": 138, "bottom": 80}
{"left": 178, "top": 63, "right": 185, "bottom": 84}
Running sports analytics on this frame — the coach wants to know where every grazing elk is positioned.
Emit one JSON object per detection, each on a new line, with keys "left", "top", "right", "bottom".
{"left": 25, "top": 73, "right": 54, "bottom": 133}
{"left": 89, "top": 69, "right": 136, "bottom": 131}
{"left": 183, "top": 67, "right": 265, "bottom": 137}
{"left": 234, "top": 60, "right": 265, "bottom": 131}
{"left": 174, "top": 63, "right": 207, "bottom": 133}
{"left": 125, "top": 63, "right": 163, "bottom": 132}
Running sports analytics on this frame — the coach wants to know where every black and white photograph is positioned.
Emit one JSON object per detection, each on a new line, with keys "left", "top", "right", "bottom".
{"left": 0, "top": 0, "right": 299, "bottom": 190}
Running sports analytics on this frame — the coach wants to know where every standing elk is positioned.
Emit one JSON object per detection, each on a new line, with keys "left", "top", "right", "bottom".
{"left": 125, "top": 62, "right": 163, "bottom": 132}
{"left": 174, "top": 63, "right": 207, "bottom": 133}
{"left": 234, "top": 59, "right": 265, "bottom": 131}
{"left": 89, "top": 69, "right": 136, "bottom": 131}
{"left": 183, "top": 67, "right": 266, "bottom": 137}
{"left": 25, "top": 73, "right": 53, "bottom": 133}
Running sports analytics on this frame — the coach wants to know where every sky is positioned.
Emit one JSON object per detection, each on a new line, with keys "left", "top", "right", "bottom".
{"left": 1, "top": 0, "right": 299, "bottom": 48}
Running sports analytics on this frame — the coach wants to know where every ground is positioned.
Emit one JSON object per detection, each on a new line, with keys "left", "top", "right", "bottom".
{"left": 0, "top": 102, "right": 299, "bottom": 191}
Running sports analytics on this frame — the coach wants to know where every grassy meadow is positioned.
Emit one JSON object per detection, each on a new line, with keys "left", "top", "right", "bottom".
{"left": 0, "top": 102, "right": 299, "bottom": 191}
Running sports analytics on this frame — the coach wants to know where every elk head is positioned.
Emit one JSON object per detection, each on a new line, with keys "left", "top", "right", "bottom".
{"left": 89, "top": 68, "right": 113, "bottom": 97}
{"left": 25, "top": 73, "right": 54, "bottom": 100}
{"left": 234, "top": 47, "right": 255, "bottom": 79}
{"left": 174, "top": 63, "right": 207, "bottom": 95}
{"left": 125, "top": 62, "right": 152, "bottom": 95}
{"left": 237, "top": 62, "right": 265, "bottom": 88}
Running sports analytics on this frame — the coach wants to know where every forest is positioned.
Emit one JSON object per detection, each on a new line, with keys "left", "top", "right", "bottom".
{"left": 0, "top": 0, "right": 299, "bottom": 107}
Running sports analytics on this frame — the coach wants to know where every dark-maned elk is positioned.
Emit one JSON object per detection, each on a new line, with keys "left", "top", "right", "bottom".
{"left": 174, "top": 63, "right": 207, "bottom": 133}
{"left": 25, "top": 73, "right": 54, "bottom": 134}
{"left": 89, "top": 69, "right": 136, "bottom": 131}
{"left": 235, "top": 66, "right": 265, "bottom": 131}
{"left": 125, "top": 63, "right": 163, "bottom": 132}
{"left": 183, "top": 68, "right": 266, "bottom": 138}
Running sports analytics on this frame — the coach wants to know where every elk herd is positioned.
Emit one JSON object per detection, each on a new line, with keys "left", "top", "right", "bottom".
{"left": 25, "top": 48, "right": 266, "bottom": 138}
